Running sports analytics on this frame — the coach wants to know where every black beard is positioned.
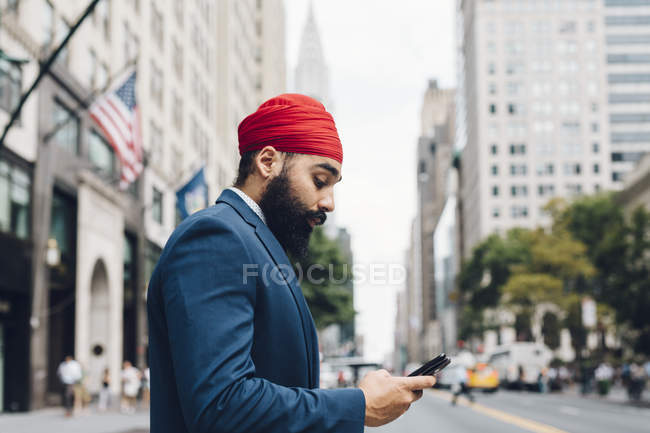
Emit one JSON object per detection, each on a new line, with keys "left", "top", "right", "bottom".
{"left": 259, "top": 171, "right": 327, "bottom": 258}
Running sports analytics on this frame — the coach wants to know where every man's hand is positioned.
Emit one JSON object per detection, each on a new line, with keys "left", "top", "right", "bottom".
{"left": 359, "top": 369, "right": 436, "bottom": 427}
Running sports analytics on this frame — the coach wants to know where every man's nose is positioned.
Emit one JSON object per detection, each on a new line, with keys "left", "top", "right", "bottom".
{"left": 318, "top": 192, "right": 335, "bottom": 213}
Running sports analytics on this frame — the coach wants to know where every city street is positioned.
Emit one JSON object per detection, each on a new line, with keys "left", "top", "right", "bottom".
{"left": 371, "top": 389, "right": 650, "bottom": 433}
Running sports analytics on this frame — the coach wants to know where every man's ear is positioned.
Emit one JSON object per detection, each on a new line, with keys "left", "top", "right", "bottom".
{"left": 255, "top": 146, "right": 282, "bottom": 179}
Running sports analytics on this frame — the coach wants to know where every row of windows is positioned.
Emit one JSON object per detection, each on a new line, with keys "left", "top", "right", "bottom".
{"left": 607, "top": 72, "right": 650, "bottom": 84}
{"left": 612, "top": 152, "right": 645, "bottom": 162}
{"left": 609, "top": 93, "right": 650, "bottom": 103}
{"left": 607, "top": 54, "right": 650, "bottom": 64}
{"left": 605, "top": 15, "right": 650, "bottom": 26}
{"left": 490, "top": 163, "right": 599, "bottom": 177}
{"left": 605, "top": 0, "right": 650, "bottom": 6}
{"left": 489, "top": 142, "right": 601, "bottom": 157}
{"left": 611, "top": 132, "right": 650, "bottom": 142}
{"left": 607, "top": 34, "right": 650, "bottom": 45}
{"left": 490, "top": 179, "right": 593, "bottom": 199}
{"left": 610, "top": 113, "right": 650, "bottom": 123}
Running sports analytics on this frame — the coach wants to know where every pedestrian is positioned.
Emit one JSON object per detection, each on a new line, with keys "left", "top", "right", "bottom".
{"left": 121, "top": 361, "right": 141, "bottom": 414}
{"left": 147, "top": 94, "right": 436, "bottom": 433}
{"left": 98, "top": 367, "right": 111, "bottom": 411}
{"left": 595, "top": 362, "right": 613, "bottom": 396}
{"left": 142, "top": 367, "right": 150, "bottom": 408}
{"left": 451, "top": 366, "right": 474, "bottom": 406}
{"left": 56, "top": 355, "right": 82, "bottom": 417}
{"left": 538, "top": 367, "right": 549, "bottom": 393}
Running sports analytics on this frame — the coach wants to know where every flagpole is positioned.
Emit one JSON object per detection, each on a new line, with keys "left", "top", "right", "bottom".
{"left": 0, "top": 0, "right": 104, "bottom": 152}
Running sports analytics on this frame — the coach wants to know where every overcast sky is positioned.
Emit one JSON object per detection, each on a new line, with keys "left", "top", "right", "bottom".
{"left": 284, "top": 0, "right": 457, "bottom": 363}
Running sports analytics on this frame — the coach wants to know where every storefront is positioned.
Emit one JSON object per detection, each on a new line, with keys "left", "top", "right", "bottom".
{"left": 0, "top": 150, "right": 33, "bottom": 412}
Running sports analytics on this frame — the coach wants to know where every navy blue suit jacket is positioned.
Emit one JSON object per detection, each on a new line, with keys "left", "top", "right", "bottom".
{"left": 147, "top": 189, "right": 365, "bottom": 433}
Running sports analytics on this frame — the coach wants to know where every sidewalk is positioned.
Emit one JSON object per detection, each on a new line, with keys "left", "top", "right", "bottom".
{"left": 0, "top": 407, "right": 149, "bottom": 433}
{"left": 561, "top": 384, "right": 650, "bottom": 407}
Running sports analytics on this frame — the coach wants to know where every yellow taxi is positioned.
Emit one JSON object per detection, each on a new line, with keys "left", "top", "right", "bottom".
{"left": 468, "top": 363, "right": 499, "bottom": 392}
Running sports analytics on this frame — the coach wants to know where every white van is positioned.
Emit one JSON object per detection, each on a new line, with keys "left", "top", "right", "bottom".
{"left": 487, "top": 342, "right": 552, "bottom": 389}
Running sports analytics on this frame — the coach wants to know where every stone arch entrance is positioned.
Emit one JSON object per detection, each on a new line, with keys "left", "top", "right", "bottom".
{"left": 87, "top": 259, "right": 110, "bottom": 394}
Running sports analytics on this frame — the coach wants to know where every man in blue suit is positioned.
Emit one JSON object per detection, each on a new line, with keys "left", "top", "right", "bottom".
{"left": 147, "top": 94, "right": 434, "bottom": 433}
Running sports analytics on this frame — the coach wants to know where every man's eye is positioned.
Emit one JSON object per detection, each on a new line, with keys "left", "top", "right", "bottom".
{"left": 314, "top": 177, "right": 326, "bottom": 188}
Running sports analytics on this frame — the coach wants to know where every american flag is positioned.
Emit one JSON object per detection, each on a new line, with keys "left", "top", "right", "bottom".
{"left": 89, "top": 68, "right": 143, "bottom": 189}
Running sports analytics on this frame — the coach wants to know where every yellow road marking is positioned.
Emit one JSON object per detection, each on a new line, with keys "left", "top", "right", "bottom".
{"left": 429, "top": 390, "right": 570, "bottom": 433}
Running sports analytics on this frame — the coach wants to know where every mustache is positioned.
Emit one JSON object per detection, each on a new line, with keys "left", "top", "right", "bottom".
{"left": 306, "top": 210, "right": 327, "bottom": 226}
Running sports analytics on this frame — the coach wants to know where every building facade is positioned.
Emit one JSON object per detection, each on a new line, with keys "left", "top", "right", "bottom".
{"left": 414, "top": 81, "right": 455, "bottom": 360}
{"left": 603, "top": 0, "right": 650, "bottom": 185}
{"left": 459, "top": 0, "right": 613, "bottom": 257}
{"left": 0, "top": 0, "right": 285, "bottom": 411}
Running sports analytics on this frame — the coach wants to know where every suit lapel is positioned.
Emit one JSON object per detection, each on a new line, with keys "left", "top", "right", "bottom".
{"left": 216, "top": 189, "right": 317, "bottom": 388}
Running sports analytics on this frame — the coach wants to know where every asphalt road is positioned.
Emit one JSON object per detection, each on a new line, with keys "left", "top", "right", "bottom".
{"left": 369, "top": 389, "right": 650, "bottom": 433}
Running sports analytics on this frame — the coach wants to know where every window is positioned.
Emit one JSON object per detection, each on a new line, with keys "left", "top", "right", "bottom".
{"left": 612, "top": 152, "right": 644, "bottom": 162}
{"left": 490, "top": 144, "right": 498, "bottom": 155}
{"left": 7, "top": 0, "right": 19, "bottom": 13}
{"left": 0, "top": 159, "right": 31, "bottom": 240}
{"left": 537, "top": 142, "right": 555, "bottom": 155}
{"left": 591, "top": 123, "right": 599, "bottom": 133}
{"left": 609, "top": 93, "right": 650, "bottom": 104}
{"left": 492, "top": 186, "right": 499, "bottom": 196}
{"left": 488, "top": 62, "right": 496, "bottom": 75}
{"left": 488, "top": 82, "right": 497, "bottom": 95}
{"left": 151, "top": 2, "right": 163, "bottom": 49}
{"left": 607, "top": 34, "right": 650, "bottom": 45}
{"left": 152, "top": 187, "right": 163, "bottom": 224}
{"left": 508, "top": 103, "right": 524, "bottom": 115}
{"left": 561, "top": 122, "right": 580, "bottom": 135}
{"left": 510, "top": 164, "right": 527, "bottom": 176}
{"left": 511, "top": 205, "right": 528, "bottom": 219}
{"left": 593, "top": 142, "right": 600, "bottom": 153}
{"left": 89, "top": 130, "right": 115, "bottom": 178}
{"left": 51, "top": 99, "right": 79, "bottom": 154}
{"left": 610, "top": 113, "right": 650, "bottom": 123}
{"left": 507, "top": 82, "right": 522, "bottom": 96}
{"left": 611, "top": 132, "right": 650, "bottom": 142}
{"left": 593, "top": 163, "right": 600, "bottom": 174}
{"left": 608, "top": 54, "right": 650, "bottom": 64}
{"left": 608, "top": 73, "right": 650, "bottom": 84}
{"left": 606, "top": 16, "right": 650, "bottom": 26}
{"left": 506, "top": 61, "right": 524, "bottom": 75}
{"left": 124, "top": 23, "right": 140, "bottom": 64}
{"left": 510, "top": 144, "right": 526, "bottom": 155}
{"left": 563, "top": 163, "right": 582, "bottom": 175}
{"left": 562, "top": 142, "right": 582, "bottom": 155}
{"left": 605, "top": 0, "right": 650, "bottom": 6}
{"left": 511, "top": 185, "right": 528, "bottom": 197}
{"left": 559, "top": 21, "right": 576, "bottom": 33}
{"left": 536, "top": 163, "right": 554, "bottom": 176}
{"left": 491, "top": 165, "right": 499, "bottom": 176}
{"left": 612, "top": 172, "right": 625, "bottom": 182}
{"left": 0, "top": 59, "right": 22, "bottom": 113}
{"left": 489, "top": 104, "right": 497, "bottom": 114}
{"left": 538, "top": 184, "right": 555, "bottom": 197}
{"left": 492, "top": 207, "right": 500, "bottom": 218}
{"left": 566, "top": 183, "right": 583, "bottom": 196}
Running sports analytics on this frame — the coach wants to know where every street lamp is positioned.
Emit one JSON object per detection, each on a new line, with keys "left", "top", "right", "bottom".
{"left": 46, "top": 238, "right": 61, "bottom": 267}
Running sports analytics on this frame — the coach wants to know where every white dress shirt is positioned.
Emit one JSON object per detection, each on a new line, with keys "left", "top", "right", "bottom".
{"left": 228, "top": 187, "right": 267, "bottom": 225}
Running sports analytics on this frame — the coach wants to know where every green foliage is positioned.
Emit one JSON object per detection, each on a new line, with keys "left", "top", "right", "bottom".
{"left": 291, "top": 227, "right": 355, "bottom": 330}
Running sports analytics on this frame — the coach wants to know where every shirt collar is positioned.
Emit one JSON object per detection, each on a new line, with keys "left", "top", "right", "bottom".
{"left": 227, "top": 187, "right": 267, "bottom": 225}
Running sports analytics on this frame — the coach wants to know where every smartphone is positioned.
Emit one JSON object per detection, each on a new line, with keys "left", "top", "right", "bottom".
{"left": 408, "top": 353, "right": 451, "bottom": 377}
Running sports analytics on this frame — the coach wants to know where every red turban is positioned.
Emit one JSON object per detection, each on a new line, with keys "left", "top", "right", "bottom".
{"left": 238, "top": 94, "right": 343, "bottom": 164}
